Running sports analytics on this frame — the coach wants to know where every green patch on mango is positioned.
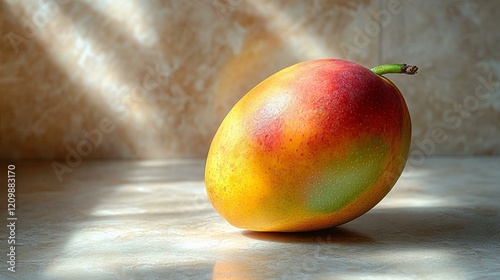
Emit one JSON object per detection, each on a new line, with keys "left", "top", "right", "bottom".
{"left": 308, "top": 136, "right": 389, "bottom": 213}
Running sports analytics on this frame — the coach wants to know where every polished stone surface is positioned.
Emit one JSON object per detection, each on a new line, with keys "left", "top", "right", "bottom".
{"left": 1, "top": 157, "right": 499, "bottom": 279}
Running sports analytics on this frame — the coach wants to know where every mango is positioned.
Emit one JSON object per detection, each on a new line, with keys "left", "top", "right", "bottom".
{"left": 205, "top": 59, "right": 414, "bottom": 232}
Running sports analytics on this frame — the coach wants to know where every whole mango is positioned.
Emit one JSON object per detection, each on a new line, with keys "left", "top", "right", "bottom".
{"left": 205, "top": 59, "right": 416, "bottom": 232}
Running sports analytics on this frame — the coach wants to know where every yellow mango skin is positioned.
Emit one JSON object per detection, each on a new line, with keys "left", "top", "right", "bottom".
{"left": 205, "top": 59, "right": 411, "bottom": 232}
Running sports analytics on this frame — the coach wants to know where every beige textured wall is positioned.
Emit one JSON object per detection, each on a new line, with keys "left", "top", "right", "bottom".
{"left": 1, "top": 0, "right": 499, "bottom": 159}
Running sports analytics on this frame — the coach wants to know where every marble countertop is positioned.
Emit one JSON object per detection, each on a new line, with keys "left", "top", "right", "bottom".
{"left": 2, "top": 157, "right": 499, "bottom": 279}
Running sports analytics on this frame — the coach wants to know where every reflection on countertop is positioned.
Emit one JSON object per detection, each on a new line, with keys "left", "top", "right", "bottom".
{"left": 3, "top": 157, "right": 499, "bottom": 279}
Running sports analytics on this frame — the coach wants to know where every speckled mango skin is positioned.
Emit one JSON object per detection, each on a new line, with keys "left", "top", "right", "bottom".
{"left": 205, "top": 59, "right": 411, "bottom": 232}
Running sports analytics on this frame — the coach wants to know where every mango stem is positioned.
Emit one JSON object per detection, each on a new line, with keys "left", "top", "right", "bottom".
{"left": 370, "top": 64, "right": 418, "bottom": 76}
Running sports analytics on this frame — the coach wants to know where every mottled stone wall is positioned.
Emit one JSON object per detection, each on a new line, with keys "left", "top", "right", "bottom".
{"left": 1, "top": 0, "right": 499, "bottom": 159}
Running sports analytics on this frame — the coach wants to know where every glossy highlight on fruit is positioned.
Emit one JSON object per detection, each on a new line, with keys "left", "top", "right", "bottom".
{"left": 205, "top": 59, "right": 415, "bottom": 232}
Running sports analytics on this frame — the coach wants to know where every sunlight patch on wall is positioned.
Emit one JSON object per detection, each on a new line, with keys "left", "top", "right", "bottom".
{"left": 8, "top": 0, "right": 171, "bottom": 157}
{"left": 87, "top": 0, "right": 159, "bottom": 47}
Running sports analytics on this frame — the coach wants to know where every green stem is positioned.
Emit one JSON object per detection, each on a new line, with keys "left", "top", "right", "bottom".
{"left": 370, "top": 64, "right": 418, "bottom": 76}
